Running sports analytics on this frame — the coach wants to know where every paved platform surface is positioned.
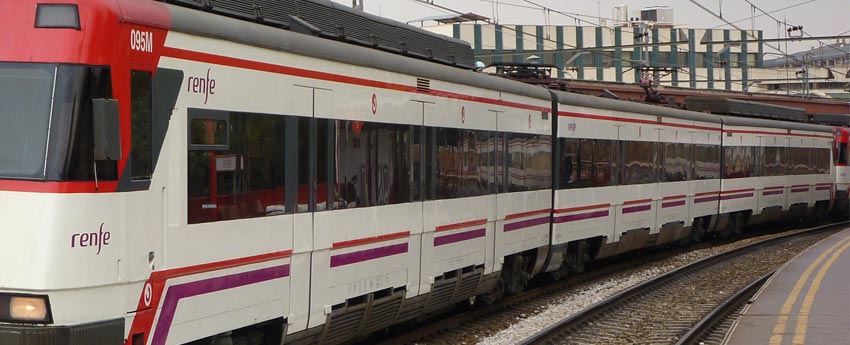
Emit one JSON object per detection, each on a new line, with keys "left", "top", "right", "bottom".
{"left": 725, "top": 226, "right": 850, "bottom": 345}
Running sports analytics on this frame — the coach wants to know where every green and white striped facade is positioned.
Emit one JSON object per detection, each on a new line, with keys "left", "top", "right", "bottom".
{"left": 426, "top": 24, "right": 764, "bottom": 92}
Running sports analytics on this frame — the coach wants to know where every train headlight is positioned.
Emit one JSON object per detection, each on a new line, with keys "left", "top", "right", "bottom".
{"left": 10, "top": 297, "right": 48, "bottom": 321}
{"left": 0, "top": 294, "right": 52, "bottom": 323}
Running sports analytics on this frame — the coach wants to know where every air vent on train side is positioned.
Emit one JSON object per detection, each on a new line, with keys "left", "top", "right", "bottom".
{"left": 417, "top": 78, "right": 431, "bottom": 93}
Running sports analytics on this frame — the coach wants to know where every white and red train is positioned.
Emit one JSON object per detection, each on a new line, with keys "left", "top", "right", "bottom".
{"left": 0, "top": 1, "right": 843, "bottom": 344}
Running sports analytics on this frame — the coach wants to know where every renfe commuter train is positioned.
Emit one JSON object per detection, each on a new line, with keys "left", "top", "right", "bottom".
{"left": 0, "top": 1, "right": 845, "bottom": 344}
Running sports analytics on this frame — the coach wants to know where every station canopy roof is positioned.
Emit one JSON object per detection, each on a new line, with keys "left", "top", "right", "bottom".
{"left": 410, "top": 13, "right": 490, "bottom": 24}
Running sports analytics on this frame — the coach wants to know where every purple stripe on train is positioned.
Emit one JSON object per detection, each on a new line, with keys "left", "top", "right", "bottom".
{"left": 661, "top": 200, "right": 686, "bottom": 208}
{"left": 330, "top": 243, "right": 408, "bottom": 268}
{"left": 695, "top": 196, "right": 720, "bottom": 203}
{"left": 720, "top": 193, "right": 754, "bottom": 200}
{"left": 434, "top": 228, "right": 486, "bottom": 246}
{"left": 623, "top": 204, "right": 652, "bottom": 214}
{"left": 791, "top": 188, "right": 809, "bottom": 193}
{"left": 151, "top": 264, "right": 291, "bottom": 345}
{"left": 815, "top": 186, "right": 832, "bottom": 191}
{"left": 504, "top": 216, "right": 550, "bottom": 232}
{"left": 763, "top": 190, "right": 784, "bottom": 196}
{"left": 552, "top": 210, "right": 609, "bottom": 224}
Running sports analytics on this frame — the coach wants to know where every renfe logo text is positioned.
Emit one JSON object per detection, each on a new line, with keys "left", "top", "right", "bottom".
{"left": 71, "top": 223, "right": 111, "bottom": 255}
{"left": 188, "top": 68, "right": 216, "bottom": 104}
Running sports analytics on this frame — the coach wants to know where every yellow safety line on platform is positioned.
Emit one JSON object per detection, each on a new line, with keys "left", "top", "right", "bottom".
{"left": 791, "top": 238, "right": 850, "bottom": 344}
{"left": 769, "top": 234, "right": 850, "bottom": 345}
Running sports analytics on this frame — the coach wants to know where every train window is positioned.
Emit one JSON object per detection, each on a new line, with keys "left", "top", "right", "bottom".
{"left": 335, "top": 120, "right": 412, "bottom": 207}
{"left": 693, "top": 145, "right": 720, "bottom": 180}
{"left": 296, "top": 118, "right": 313, "bottom": 212}
{"left": 473, "top": 130, "right": 497, "bottom": 195}
{"left": 435, "top": 127, "right": 461, "bottom": 198}
{"left": 622, "top": 141, "right": 656, "bottom": 185}
{"left": 507, "top": 133, "right": 528, "bottom": 192}
{"left": 426, "top": 127, "right": 437, "bottom": 200}
{"left": 814, "top": 149, "right": 831, "bottom": 174}
{"left": 413, "top": 126, "right": 424, "bottom": 201}
{"left": 0, "top": 63, "right": 54, "bottom": 179}
{"left": 723, "top": 146, "right": 754, "bottom": 179}
{"left": 526, "top": 134, "right": 552, "bottom": 191}
{"left": 559, "top": 138, "right": 577, "bottom": 188}
{"left": 44, "top": 65, "right": 116, "bottom": 181}
{"left": 190, "top": 119, "right": 228, "bottom": 147}
{"left": 559, "top": 138, "right": 590, "bottom": 189}
{"left": 187, "top": 110, "right": 287, "bottom": 224}
{"left": 578, "top": 139, "right": 593, "bottom": 187}
{"left": 593, "top": 140, "right": 613, "bottom": 187}
{"left": 763, "top": 146, "right": 782, "bottom": 176}
{"left": 507, "top": 133, "right": 551, "bottom": 192}
{"left": 662, "top": 143, "right": 691, "bottom": 182}
{"left": 838, "top": 143, "right": 848, "bottom": 165}
{"left": 131, "top": 70, "right": 152, "bottom": 180}
{"left": 788, "top": 147, "right": 812, "bottom": 175}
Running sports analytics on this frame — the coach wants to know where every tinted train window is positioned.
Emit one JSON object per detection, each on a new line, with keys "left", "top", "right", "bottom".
{"left": 559, "top": 138, "right": 613, "bottom": 189}
{"left": 723, "top": 146, "right": 754, "bottom": 179}
{"left": 434, "top": 128, "right": 495, "bottom": 198}
{"left": 816, "top": 148, "right": 831, "bottom": 174}
{"left": 335, "top": 120, "right": 412, "bottom": 207}
{"left": 662, "top": 143, "right": 691, "bottom": 182}
{"left": 788, "top": 147, "right": 813, "bottom": 175}
{"left": 46, "top": 65, "right": 117, "bottom": 181}
{"left": 593, "top": 140, "right": 614, "bottom": 186}
{"left": 762, "top": 146, "right": 786, "bottom": 176}
{"left": 507, "top": 133, "right": 528, "bottom": 192}
{"left": 526, "top": 134, "right": 552, "bottom": 190}
{"left": 187, "top": 110, "right": 287, "bottom": 224}
{"left": 508, "top": 133, "right": 551, "bottom": 192}
{"left": 693, "top": 145, "right": 721, "bottom": 180}
{"left": 622, "top": 141, "right": 656, "bottom": 185}
{"left": 131, "top": 70, "right": 152, "bottom": 180}
{"left": 559, "top": 138, "right": 580, "bottom": 188}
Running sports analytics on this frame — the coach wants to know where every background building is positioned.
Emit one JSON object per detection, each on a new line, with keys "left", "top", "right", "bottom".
{"left": 418, "top": 6, "right": 848, "bottom": 99}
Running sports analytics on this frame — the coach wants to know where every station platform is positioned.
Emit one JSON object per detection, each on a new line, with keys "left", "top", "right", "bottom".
{"left": 725, "top": 226, "right": 850, "bottom": 345}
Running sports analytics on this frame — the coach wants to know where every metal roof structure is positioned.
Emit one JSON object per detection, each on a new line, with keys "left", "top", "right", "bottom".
{"left": 160, "top": 0, "right": 476, "bottom": 69}
{"left": 684, "top": 96, "right": 809, "bottom": 122}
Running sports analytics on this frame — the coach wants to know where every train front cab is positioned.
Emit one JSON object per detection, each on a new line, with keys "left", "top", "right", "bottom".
{"left": 0, "top": 1, "right": 183, "bottom": 344}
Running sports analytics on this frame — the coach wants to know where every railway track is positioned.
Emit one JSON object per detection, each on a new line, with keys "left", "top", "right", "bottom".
{"left": 518, "top": 222, "right": 844, "bottom": 345}
{"left": 358, "top": 221, "right": 841, "bottom": 345}
{"left": 674, "top": 272, "right": 772, "bottom": 345}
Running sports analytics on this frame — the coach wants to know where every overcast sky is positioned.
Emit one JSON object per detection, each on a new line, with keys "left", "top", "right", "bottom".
{"left": 331, "top": 0, "right": 849, "bottom": 54}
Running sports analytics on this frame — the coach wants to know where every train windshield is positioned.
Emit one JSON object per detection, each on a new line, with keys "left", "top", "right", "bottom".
{"left": 0, "top": 62, "right": 114, "bottom": 181}
{"left": 0, "top": 63, "right": 55, "bottom": 179}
